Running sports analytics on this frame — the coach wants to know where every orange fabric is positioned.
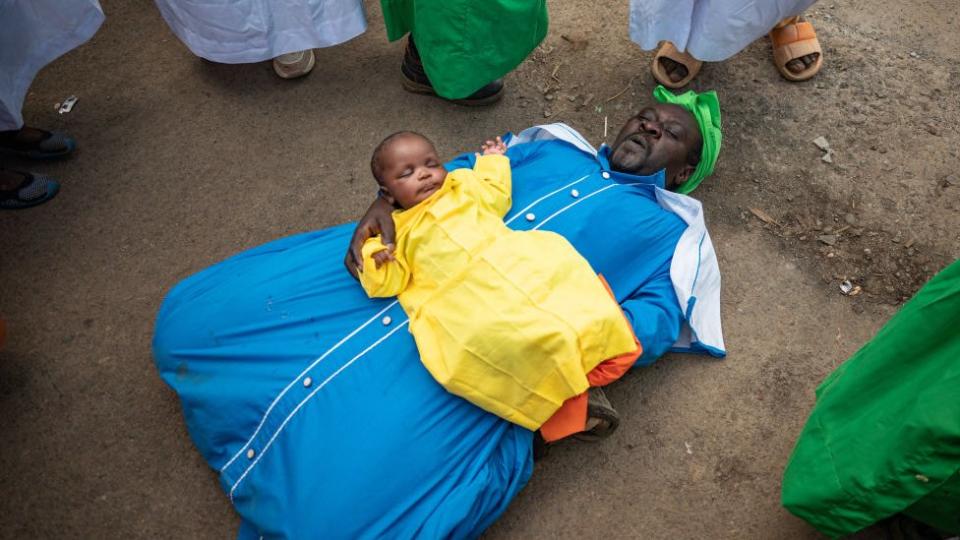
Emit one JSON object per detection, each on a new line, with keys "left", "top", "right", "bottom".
{"left": 539, "top": 275, "right": 643, "bottom": 442}
{"left": 539, "top": 392, "right": 589, "bottom": 442}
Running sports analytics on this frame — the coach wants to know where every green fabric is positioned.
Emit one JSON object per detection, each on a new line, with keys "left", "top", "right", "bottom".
{"left": 652, "top": 85, "right": 722, "bottom": 194}
{"left": 381, "top": 0, "right": 547, "bottom": 99}
{"left": 904, "top": 469, "right": 960, "bottom": 533}
{"left": 782, "top": 259, "right": 960, "bottom": 537}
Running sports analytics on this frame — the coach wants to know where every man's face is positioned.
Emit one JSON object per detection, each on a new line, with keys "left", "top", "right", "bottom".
{"left": 377, "top": 135, "right": 447, "bottom": 209}
{"left": 609, "top": 103, "right": 702, "bottom": 189}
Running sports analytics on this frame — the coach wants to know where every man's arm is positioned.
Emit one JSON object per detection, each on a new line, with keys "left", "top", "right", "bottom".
{"left": 345, "top": 196, "right": 396, "bottom": 280}
{"left": 619, "top": 265, "right": 684, "bottom": 366}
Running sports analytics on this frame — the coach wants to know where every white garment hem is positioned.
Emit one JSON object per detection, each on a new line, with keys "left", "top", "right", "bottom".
{"left": 155, "top": 2, "right": 367, "bottom": 64}
{"left": 0, "top": 1, "right": 105, "bottom": 130}
{"left": 627, "top": 0, "right": 816, "bottom": 62}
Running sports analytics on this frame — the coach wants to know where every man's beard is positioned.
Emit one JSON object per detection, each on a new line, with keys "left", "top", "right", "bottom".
{"left": 609, "top": 138, "right": 648, "bottom": 173}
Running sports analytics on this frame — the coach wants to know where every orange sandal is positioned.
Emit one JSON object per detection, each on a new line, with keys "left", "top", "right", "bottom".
{"left": 651, "top": 41, "right": 702, "bottom": 89}
{"left": 769, "top": 16, "right": 823, "bottom": 82}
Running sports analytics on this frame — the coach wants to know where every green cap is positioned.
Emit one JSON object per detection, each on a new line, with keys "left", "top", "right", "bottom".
{"left": 653, "top": 85, "right": 722, "bottom": 194}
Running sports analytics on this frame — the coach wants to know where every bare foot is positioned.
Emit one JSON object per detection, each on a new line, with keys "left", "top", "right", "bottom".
{"left": 785, "top": 52, "right": 820, "bottom": 74}
{"left": 658, "top": 56, "right": 689, "bottom": 83}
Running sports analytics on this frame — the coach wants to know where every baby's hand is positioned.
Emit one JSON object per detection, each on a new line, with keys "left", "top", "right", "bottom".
{"left": 480, "top": 136, "right": 507, "bottom": 156}
{"left": 371, "top": 247, "right": 395, "bottom": 269}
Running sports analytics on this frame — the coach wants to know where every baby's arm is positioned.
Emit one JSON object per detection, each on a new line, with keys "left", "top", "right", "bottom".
{"left": 469, "top": 137, "right": 512, "bottom": 217}
{"left": 478, "top": 136, "right": 508, "bottom": 156}
{"left": 358, "top": 236, "right": 411, "bottom": 298}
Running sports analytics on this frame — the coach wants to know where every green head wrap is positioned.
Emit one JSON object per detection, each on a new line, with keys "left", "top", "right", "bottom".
{"left": 652, "top": 85, "right": 722, "bottom": 194}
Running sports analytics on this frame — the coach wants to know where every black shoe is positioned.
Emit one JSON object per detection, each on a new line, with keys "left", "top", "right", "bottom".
{"left": 574, "top": 387, "right": 621, "bottom": 442}
{"left": 0, "top": 169, "right": 60, "bottom": 210}
{"left": 401, "top": 35, "right": 504, "bottom": 106}
{"left": 0, "top": 128, "right": 76, "bottom": 160}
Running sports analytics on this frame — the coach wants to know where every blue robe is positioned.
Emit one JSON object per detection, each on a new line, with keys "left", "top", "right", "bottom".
{"left": 153, "top": 124, "right": 725, "bottom": 538}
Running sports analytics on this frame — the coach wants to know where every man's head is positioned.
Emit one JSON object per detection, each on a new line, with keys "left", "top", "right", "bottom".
{"left": 371, "top": 131, "right": 447, "bottom": 209}
{"left": 609, "top": 86, "right": 722, "bottom": 193}
{"left": 609, "top": 103, "right": 702, "bottom": 190}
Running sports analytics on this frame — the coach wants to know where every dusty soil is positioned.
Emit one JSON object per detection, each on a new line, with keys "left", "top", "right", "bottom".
{"left": 1, "top": 0, "right": 957, "bottom": 538}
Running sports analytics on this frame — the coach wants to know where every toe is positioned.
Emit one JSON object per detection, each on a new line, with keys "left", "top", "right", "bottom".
{"left": 672, "top": 64, "right": 688, "bottom": 82}
{"left": 785, "top": 58, "right": 805, "bottom": 73}
{"left": 660, "top": 58, "right": 688, "bottom": 82}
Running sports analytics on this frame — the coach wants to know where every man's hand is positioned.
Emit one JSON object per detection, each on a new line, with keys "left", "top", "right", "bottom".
{"left": 479, "top": 136, "right": 507, "bottom": 156}
{"left": 345, "top": 196, "right": 397, "bottom": 280}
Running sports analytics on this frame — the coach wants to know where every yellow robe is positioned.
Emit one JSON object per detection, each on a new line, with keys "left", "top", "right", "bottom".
{"left": 359, "top": 155, "right": 637, "bottom": 430}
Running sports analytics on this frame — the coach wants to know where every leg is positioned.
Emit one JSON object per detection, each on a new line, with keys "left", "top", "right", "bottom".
{"left": 539, "top": 339, "right": 641, "bottom": 443}
{"left": 272, "top": 50, "right": 316, "bottom": 79}
{"left": 0, "top": 126, "right": 76, "bottom": 159}
{"left": 400, "top": 35, "right": 504, "bottom": 106}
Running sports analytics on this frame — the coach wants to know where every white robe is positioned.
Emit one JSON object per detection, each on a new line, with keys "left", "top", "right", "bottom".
{"left": 0, "top": 0, "right": 104, "bottom": 131}
{"left": 153, "top": 0, "right": 367, "bottom": 64}
{"left": 629, "top": 0, "right": 817, "bottom": 62}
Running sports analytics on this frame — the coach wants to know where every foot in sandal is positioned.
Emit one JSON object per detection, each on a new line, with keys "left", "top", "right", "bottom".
{"left": 659, "top": 57, "right": 690, "bottom": 84}
{"left": 770, "top": 15, "right": 823, "bottom": 81}
{"left": 272, "top": 49, "right": 315, "bottom": 79}
{"left": 574, "top": 387, "right": 621, "bottom": 442}
{"left": 651, "top": 41, "right": 702, "bottom": 89}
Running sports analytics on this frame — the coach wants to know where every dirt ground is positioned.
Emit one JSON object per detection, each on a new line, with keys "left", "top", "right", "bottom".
{"left": 1, "top": 0, "right": 957, "bottom": 538}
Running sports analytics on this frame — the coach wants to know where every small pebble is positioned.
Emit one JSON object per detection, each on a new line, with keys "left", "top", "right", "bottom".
{"left": 817, "top": 234, "right": 839, "bottom": 246}
{"left": 812, "top": 136, "right": 831, "bottom": 151}
{"left": 850, "top": 114, "right": 868, "bottom": 125}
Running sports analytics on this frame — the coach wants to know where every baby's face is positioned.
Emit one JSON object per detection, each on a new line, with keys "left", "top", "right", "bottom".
{"left": 378, "top": 135, "right": 447, "bottom": 209}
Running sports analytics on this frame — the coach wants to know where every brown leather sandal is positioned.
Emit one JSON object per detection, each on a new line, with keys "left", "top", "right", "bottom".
{"left": 770, "top": 16, "right": 823, "bottom": 82}
{"left": 651, "top": 41, "right": 703, "bottom": 89}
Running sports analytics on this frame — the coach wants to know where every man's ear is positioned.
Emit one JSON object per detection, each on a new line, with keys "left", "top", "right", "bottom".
{"left": 671, "top": 164, "right": 695, "bottom": 189}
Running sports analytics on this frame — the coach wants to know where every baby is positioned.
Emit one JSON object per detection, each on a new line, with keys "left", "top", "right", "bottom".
{"left": 358, "top": 131, "right": 641, "bottom": 443}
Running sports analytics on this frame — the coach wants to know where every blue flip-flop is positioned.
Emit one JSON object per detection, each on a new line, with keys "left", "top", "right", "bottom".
{"left": 0, "top": 129, "right": 76, "bottom": 160}
{"left": 0, "top": 172, "right": 60, "bottom": 210}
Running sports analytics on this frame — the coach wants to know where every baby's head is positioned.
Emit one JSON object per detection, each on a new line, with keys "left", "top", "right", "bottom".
{"left": 371, "top": 131, "right": 447, "bottom": 209}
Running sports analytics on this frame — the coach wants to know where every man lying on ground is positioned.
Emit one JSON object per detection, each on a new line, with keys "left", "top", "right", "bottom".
{"left": 153, "top": 86, "right": 726, "bottom": 538}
